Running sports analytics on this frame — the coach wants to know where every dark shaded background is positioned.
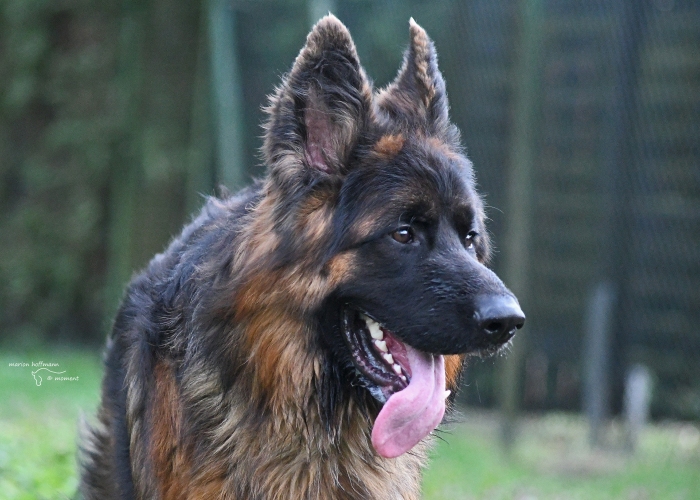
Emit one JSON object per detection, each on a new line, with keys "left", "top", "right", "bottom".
{"left": 1, "top": 0, "right": 698, "bottom": 422}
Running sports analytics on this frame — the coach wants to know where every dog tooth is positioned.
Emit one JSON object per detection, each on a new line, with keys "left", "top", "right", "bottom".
{"left": 367, "top": 321, "right": 384, "bottom": 340}
{"left": 392, "top": 363, "right": 402, "bottom": 375}
{"left": 374, "top": 339, "right": 388, "bottom": 352}
{"left": 444, "top": 390, "right": 451, "bottom": 400}
{"left": 400, "top": 374, "right": 407, "bottom": 382}
{"left": 383, "top": 353, "right": 394, "bottom": 365}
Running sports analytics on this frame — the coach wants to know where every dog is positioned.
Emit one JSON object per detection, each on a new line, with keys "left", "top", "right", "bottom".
{"left": 80, "top": 15, "right": 524, "bottom": 499}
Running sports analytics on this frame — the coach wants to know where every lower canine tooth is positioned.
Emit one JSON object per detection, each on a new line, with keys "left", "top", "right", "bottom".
{"left": 444, "top": 390, "right": 451, "bottom": 399}
{"left": 383, "top": 353, "right": 394, "bottom": 364}
{"left": 393, "top": 363, "right": 402, "bottom": 375}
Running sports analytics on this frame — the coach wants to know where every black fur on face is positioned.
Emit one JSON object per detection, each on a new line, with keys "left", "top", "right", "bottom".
{"left": 326, "top": 144, "right": 510, "bottom": 355}
{"left": 313, "top": 136, "right": 523, "bottom": 404}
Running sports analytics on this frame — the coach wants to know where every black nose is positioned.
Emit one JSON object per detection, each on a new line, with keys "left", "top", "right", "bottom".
{"left": 475, "top": 294, "right": 525, "bottom": 345}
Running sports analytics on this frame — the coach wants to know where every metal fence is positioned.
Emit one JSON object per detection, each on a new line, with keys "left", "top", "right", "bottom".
{"left": 405, "top": 0, "right": 700, "bottom": 422}
{"left": 1, "top": 0, "right": 698, "bottom": 422}
{"left": 229, "top": 0, "right": 700, "bottom": 422}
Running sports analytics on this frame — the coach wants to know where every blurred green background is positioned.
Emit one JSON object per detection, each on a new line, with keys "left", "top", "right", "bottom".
{"left": 1, "top": 0, "right": 698, "bottom": 498}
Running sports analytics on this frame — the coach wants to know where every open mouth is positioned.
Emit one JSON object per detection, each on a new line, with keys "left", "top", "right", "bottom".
{"left": 341, "top": 308, "right": 410, "bottom": 401}
{"left": 341, "top": 306, "right": 448, "bottom": 458}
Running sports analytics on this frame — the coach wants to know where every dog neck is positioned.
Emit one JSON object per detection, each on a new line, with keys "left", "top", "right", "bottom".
{"left": 156, "top": 344, "right": 428, "bottom": 499}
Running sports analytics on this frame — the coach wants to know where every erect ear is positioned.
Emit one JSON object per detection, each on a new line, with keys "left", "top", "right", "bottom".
{"left": 375, "top": 19, "right": 449, "bottom": 136}
{"left": 263, "top": 15, "right": 372, "bottom": 180}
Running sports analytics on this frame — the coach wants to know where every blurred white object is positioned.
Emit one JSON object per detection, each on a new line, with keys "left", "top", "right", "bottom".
{"left": 624, "top": 364, "right": 653, "bottom": 452}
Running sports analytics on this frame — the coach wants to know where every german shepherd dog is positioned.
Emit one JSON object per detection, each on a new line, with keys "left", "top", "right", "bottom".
{"left": 80, "top": 15, "right": 524, "bottom": 499}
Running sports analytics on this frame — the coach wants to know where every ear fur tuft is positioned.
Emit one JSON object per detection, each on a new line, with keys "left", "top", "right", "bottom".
{"left": 375, "top": 19, "right": 450, "bottom": 137}
{"left": 303, "top": 15, "right": 357, "bottom": 62}
{"left": 408, "top": 18, "right": 437, "bottom": 108}
{"left": 263, "top": 14, "right": 372, "bottom": 181}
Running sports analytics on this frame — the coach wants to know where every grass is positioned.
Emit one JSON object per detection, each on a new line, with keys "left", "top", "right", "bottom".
{"left": 1, "top": 349, "right": 699, "bottom": 499}
{"left": 423, "top": 412, "right": 700, "bottom": 499}
{"left": 0, "top": 349, "right": 102, "bottom": 499}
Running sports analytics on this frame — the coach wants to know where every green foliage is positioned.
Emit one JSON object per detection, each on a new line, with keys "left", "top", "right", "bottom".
{"left": 0, "top": 0, "right": 119, "bottom": 344}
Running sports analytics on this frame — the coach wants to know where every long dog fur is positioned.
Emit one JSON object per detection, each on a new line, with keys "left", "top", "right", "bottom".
{"left": 80, "top": 15, "right": 520, "bottom": 500}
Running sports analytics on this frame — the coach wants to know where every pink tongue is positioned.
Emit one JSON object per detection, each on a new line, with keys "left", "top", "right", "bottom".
{"left": 371, "top": 347, "right": 446, "bottom": 458}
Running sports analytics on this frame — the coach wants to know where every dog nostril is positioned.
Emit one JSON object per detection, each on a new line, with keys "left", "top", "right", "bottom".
{"left": 483, "top": 320, "right": 504, "bottom": 336}
{"left": 475, "top": 294, "right": 526, "bottom": 345}
{"left": 481, "top": 315, "right": 522, "bottom": 343}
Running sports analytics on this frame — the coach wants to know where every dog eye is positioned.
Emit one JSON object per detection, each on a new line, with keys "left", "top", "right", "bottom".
{"left": 391, "top": 226, "right": 414, "bottom": 244}
{"left": 465, "top": 230, "right": 478, "bottom": 249}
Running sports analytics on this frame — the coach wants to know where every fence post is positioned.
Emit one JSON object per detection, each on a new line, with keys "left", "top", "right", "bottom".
{"left": 207, "top": 0, "right": 245, "bottom": 190}
{"left": 583, "top": 282, "right": 616, "bottom": 447}
{"left": 597, "top": 0, "right": 647, "bottom": 438}
{"left": 498, "top": 0, "right": 544, "bottom": 451}
{"left": 623, "top": 364, "right": 652, "bottom": 453}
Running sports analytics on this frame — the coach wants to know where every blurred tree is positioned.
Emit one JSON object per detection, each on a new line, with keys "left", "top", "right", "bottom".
{"left": 0, "top": 0, "right": 121, "bottom": 344}
{"left": 0, "top": 0, "right": 698, "bottom": 423}
{"left": 106, "top": 0, "right": 202, "bottom": 313}
{"left": 0, "top": 0, "right": 204, "bottom": 344}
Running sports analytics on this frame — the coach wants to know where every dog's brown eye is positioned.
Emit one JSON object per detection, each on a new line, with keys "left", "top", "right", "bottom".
{"left": 466, "top": 231, "right": 478, "bottom": 249}
{"left": 392, "top": 227, "right": 414, "bottom": 244}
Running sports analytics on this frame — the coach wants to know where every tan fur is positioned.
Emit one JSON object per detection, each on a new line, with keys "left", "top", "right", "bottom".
{"left": 184, "top": 358, "right": 427, "bottom": 499}
{"left": 162, "top": 266, "right": 428, "bottom": 498}
{"left": 234, "top": 185, "right": 281, "bottom": 270}
{"left": 184, "top": 193, "right": 429, "bottom": 497}
{"left": 408, "top": 19, "right": 436, "bottom": 107}
{"left": 427, "top": 136, "right": 461, "bottom": 162}
{"left": 375, "top": 134, "right": 405, "bottom": 158}
{"left": 150, "top": 360, "right": 190, "bottom": 500}
{"left": 301, "top": 198, "right": 335, "bottom": 248}
{"left": 349, "top": 216, "right": 383, "bottom": 243}
{"left": 326, "top": 252, "right": 356, "bottom": 283}
{"left": 445, "top": 354, "right": 466, "bottom": 390}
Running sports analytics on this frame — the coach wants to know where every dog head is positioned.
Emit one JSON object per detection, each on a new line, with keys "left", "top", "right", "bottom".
{"left": 261, "top": 15, "right": 524, "bottom": 458}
